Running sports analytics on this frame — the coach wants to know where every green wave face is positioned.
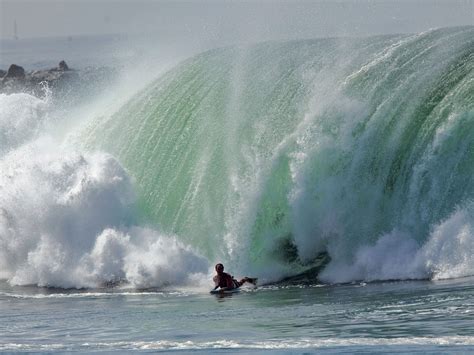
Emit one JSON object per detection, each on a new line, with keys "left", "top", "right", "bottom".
{"left": 82, "top": 27, "right": 474, "bottom": 277}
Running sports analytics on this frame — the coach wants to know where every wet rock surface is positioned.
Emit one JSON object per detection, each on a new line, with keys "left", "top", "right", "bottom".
{"left": 0, "top": 61, "right": 117, "bottom": 104}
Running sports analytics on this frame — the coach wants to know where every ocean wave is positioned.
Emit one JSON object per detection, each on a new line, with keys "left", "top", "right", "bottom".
{"left": 82, "top": 27, "right": 474, "bottom": 283}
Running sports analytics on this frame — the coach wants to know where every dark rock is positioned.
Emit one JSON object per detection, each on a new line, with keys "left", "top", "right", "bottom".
{"left": 5, "top": 64, "right": 25, "bottom": 79}
{"left": 0, "top": 70, "right": 6, "bottom": 78}
{"left": 30, "top": 68, "right": 79, "bottom": 83}
{"left": 0, "top": 62, "right": 118, "bottom": 106}
{"left": 58, "top": 60, "right": 69, "bottom": 71}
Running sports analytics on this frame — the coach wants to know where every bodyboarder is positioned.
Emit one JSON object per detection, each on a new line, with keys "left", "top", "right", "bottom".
{"left": 212, "top": 263, "right": 257, "bottom": 292}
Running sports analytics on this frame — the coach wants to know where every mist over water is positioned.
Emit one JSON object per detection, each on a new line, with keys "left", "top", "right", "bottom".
{"left": 0, "top": 26, "right": 473, "bottom": 289}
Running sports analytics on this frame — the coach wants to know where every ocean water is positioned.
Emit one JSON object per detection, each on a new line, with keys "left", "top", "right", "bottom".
{"left": 3, "top": 278, "right": 474, "bottom": 353}
{"left": 1, "top": 27, "right": 474, "bottom": 353}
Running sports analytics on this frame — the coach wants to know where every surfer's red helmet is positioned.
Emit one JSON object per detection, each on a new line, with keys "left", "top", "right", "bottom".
{"left": 215, "top": 263, "right": 224, "bottom": 273}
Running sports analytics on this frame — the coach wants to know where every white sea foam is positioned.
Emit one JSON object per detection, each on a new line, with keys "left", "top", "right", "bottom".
{"left": 0, "top": 93, "right": 208, "bottom": 289}
{"left": 3, "top": 336, "right": 474, "bottom": 351}
{"left": 420, "top": 206, "right": 474, "bottom": 280}
{"left": 319, "top": 205, "right": 474, "bottom": 283}
{"left": 0, "top": 92, "right": 50, "bottom": 154}
{"left": 0, "top": 290, "right": 192, "bottom": 299}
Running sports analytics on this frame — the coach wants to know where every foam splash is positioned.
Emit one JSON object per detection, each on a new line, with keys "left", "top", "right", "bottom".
{"left": 319, "top": 205, "right": 474, "bottom": 283}
{"left": 0, "top": 137, "right": 208, "bottom": 288}
{"left": 0, "top": 92, "right": 50, "bottom": 154}
{"left": 421, "top": 206, "right": 474, "bottom": 280}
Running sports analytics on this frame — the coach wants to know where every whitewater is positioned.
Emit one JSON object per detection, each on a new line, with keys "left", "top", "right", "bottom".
{"left": 1, "top": 26, "right": 474, "bottom": 353}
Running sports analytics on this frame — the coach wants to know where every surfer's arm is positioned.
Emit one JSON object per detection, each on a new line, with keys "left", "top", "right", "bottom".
{"left": 212, "top": 275, "right": 219, "bottom": 289}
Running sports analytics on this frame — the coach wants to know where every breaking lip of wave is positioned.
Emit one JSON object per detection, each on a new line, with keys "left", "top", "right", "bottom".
{"left": 4, "top": 337, "right": 474, "bottom": 351}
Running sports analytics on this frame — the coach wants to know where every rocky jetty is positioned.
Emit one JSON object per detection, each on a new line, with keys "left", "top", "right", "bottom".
{"left": 0, "top": 61, "right": 117, "bottom": 104}
{"left": 5, "top": 64, "right": 26, "bottom": 79}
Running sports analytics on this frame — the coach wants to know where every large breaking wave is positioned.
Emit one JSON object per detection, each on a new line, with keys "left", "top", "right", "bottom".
{"left": 1, "top": 26, "right": 473, "bottom": 288}
{"left": 82, "top": 27, "right": 474, "bottom": 283}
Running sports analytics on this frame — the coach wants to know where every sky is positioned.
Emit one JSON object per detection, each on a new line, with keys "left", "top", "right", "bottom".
{"left": 1, "top": 0, "right": 473, "bottom": 42}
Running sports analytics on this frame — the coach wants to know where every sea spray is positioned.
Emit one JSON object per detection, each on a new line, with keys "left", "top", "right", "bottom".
{"left": 0, "top": 93, "right": 208, "bottom": 288}
{"left": 319, "top": 203, "right": 474, "bottom": 282}
{"left": 81, "top": 27, "right": 474, "bottom": 283}
{"left": 0, "top": 91, "right": 50, "bottom": 154}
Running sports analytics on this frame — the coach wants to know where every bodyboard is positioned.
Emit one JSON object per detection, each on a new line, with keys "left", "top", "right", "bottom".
{"left": 210, "top": 288, "right": 241, "bottom": 295}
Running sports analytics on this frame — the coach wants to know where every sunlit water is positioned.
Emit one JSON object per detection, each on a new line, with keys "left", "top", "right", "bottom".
{"left": 2, "top": 278, "right": 474, "bottom": 353}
